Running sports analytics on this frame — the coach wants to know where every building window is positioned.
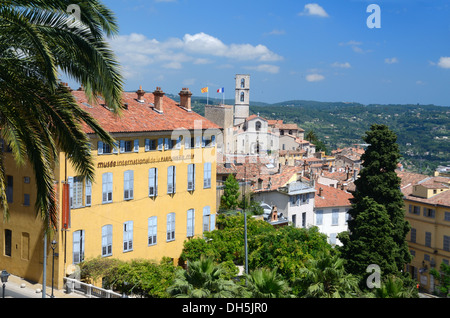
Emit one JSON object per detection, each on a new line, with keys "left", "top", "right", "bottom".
{"left": 158, "top": 138, "right": 164, "bottom": 151}
{"left": 123, "top": 170, "right": 134, "bottom": 200}
{"left": 255, "top": 121, "right": 262, "bottom": 131}
{"left": 6, "top": 176, "right": 13, "bottom": 203}
{"left": 332, "top": 209, "right": 339, "bottom": 225}
{"left": 145, "top": 139, "right": 157, "bottom": 151}
{"left": 444, "top": 235, "right": 450, "bottom": 252}
{"left": 423, "top": 208, "right": 435, "bottom": 218}
{"left": 316, "top": 210, "right": 323, "bottom": 225}
{"left": 410, "top": 228, "right": 416, "bottom": 243}
{"left": 149, "top": 168, "right": 158, "bottom": 197}
{"left": 425, "top": 232, "right": 432, "bottom": 247}
{"left": 187, "top": 209, "right": 195, "bottom": 238}
{"left": 241, "top": 78, "right": 245, "bottom": 88}
{"left": 329, "top": 233, "right": 337, "bottom": 245}
{"left": 98, "top": 141, "right": 116, "bottom": 155}
{"left": 203, "top": 206, "right": 215, "bottom": 233}
{"left": 73, "top": 230, "right": 85, "bottom": 264}
{"left": 240, "top": 92, "right": 245, "bottom": 102}
{"left": 165, "top": 138, "right": 173, "bottom": 150}
{"left": 302, "top": 212, "right": 306, "bottom": 227}
{"left": 85, "top": 180, "right": 92, "bottom": 207}
{"left": 68, "top": 176, "right": 84, "bottom": 208}
{"left": 167, "top": 213, "right": 175, "bottom": 242}
{"left": 102, "top": 225, "right": 113, "bottom": 257}
{"left": 120, "top": 140, "right": 133, "bottom": 153}
{"left": 409, "top": 205, "right": 420, "bottom": 215}
{"left": 167, "top": 166, "right": 176, "bottom": 194}
{"left": 148, "top": 217, "right": 157, "bottom": 246}
{"left": 4, "top": 229, "right": 12, "bottom": 257}
{"left": 445, "top": 212, "right": 450, "bottom": 222}
{"left": 23, "top": 194, "right": 30, "bottom": 206}
{"left": 102, "top": 172, "right": 113, "bottom": 204}
{"left": 203, "top": 163, "right": 211, "bottom": 189}
{"left": 187, "top": 164, "right": 196, "bottom": 191}
{"left": 123, "top": 221, "right": 133, "bottom": 252}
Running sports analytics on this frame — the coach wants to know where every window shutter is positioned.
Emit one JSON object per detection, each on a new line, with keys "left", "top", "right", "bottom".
{"left": 113, "top": 141, "right": 118, "bottom": 154}
{"left": 145, "top": 139, "right": 150, "bottom": 151}
{"left": 167, "top": 166, "right": 173, "bottom": 194}
{"left": 98, "top": 142, "right": 103, "bottom": 155}
{"left": 134, "top": 140, "right": 139, "bottom": 152}
{"left": 210, "top": 213, "right": 216, "bottom": 231}
{"left": 120, "top": 140, "right": 125, "bottom": 153}
{"left": 173, "top": 166, "right": 176, "bottom": 193}
{"left": 158, "top": 138, "right": 163, "bottom": 151}
{"left": 68, "top": 177, "right": 74, "bottom": 208}
{"left": 85, "top": 180, "right": 92, "bottom": 206}
{"left": 211, "top": 135, "right": 216, "bottom": 146}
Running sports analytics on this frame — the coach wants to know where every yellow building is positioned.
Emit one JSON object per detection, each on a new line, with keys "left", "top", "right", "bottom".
{"left": 0, "top": 86, "right": 220, "bottom": 290}
{"left": 399, "top": 171, "right": 450, "bottom": 294}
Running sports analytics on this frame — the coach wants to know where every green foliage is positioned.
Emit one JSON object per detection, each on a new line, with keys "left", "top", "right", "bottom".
{"left": 245, "top": 268, "right": 294, "bottom": 298}
{"left": 370, "top": 276, "right": 419, "bottom": 298}
{"left": 340, "top": 125, "right": 411, "bottom": 278}
{"left": 295, "top": 251, "right": 361, "bottom": 298}
{"left": 167, "top": 257, "right": 243, "bottom": 298}
{"left": 430, "top": 262, "right": 450, "bottom": 296}
{"left": 80, "top": 257, "right": 176, "bottom": 298}
{"left": 220, "top": 174, "right": 240, "bottom": 210}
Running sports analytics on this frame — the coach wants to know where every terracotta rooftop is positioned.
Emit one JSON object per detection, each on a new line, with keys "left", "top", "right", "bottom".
{"left": 252, "top": 165, "right": 302, "bottom": 192}
{"left": 315, "top": 183, "right": 353, "bottom": 208}
{"left": 397, "top": 171, "right": 450, "bottom": 207}
{"left": 73, "top": 89, "right": 221, "bottom": 134}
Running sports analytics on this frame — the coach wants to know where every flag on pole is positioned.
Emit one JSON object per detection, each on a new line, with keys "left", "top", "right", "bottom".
{"left": 201, "top": 87, "right": 209, "bottom": 93}
{"left": 217, "top": 87, "right": 224, "bottom": 93}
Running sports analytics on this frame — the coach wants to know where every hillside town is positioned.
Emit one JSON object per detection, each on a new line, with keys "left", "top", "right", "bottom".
{"left": 1, "top": 1, "right": 449, "bottom": 302}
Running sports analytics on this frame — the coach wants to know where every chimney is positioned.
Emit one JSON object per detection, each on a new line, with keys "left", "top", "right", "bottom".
{"left": 179, "top": 88, "right": 193, "bottom": 111}
{"left": 153, "top": 87, "right": 165, "bottom": 113}
{"left": 271, "top": 206, "right": 278, "bottom": 222}
{"left": 136, "top": 86, "right": 145, "bottom": 102}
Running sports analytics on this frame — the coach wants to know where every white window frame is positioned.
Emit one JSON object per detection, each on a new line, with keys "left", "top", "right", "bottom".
{"left": 123, "top": 221, "right": 133, "bottom": 252}
{"left": 167, "top": 166, "right": 176, "bottom": 194}
{"left": 102, "top": 172, "right": 113, "bottom": 204}
{"left": 167, "top": 213, "right": 175, "bottom": 242}
{"left": 124, "top": 170, "right": 134, "bottom": 200}
{"left": 102, "top": 225, "right": 113, "bottom": 257}
{"left": 187, "top": 209, "right": 195, "bottom": 238}
{"left": 148, "top": 216, "right": 157, "bottom": 246}
{"left": 203, "top": 163, "right": 211, "bottom": 189}
{"left": 149, "top": 168, "right": 158, "bottom": 197}
{"left": 332, "top": 209, "right": 339, "bottom": 226}
{"left": 187, "top": 164, "right": 195, "bottom": 191}
{"left": 73, "top": 230, "right": 85, "bottom": 264}
{"left": 85, "top": 179, "right": 92, "bottom": 207}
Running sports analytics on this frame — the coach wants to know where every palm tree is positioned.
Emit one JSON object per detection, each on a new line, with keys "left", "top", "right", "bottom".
{"left": 371, "top": 276, "right": 418, "bottom": 298}
{"left": 296, "top": 252, "right": 360, "bottom": 298}
{"left": 167, "top": 257, "right": 242, "bottom": 298}
{"left": 0, "top": 0, "right": 123, "bottom": 231}
{"left": 245, "top": 268, "right": 294, "bottom": 298}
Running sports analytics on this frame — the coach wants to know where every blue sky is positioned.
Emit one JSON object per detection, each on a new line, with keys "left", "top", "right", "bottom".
{"left": 84, "top": 0, "right": 450, "bottom": 106}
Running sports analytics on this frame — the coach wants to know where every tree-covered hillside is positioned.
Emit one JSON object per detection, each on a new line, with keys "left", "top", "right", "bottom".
{"left": 169, "top": 93, "right": 449, "bottom": 174}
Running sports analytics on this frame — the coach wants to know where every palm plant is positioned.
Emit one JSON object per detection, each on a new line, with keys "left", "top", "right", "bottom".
{"left": 296, "top": 252, "right": 360, "bottom": 298}
{"left": 371, "top": 276, "right": 418, "bottom": 298}
{"left": 167, "top": 257, "right": 242, "bottom": 298}
{"left": 0, "top": 0, "right": 123, "bottom": 231}
{"left": 245, "top": 268, "right": 294, "bottom": 298}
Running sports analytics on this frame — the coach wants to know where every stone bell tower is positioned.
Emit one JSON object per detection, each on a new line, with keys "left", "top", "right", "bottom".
{"left": 234, "top": 74, "right": 250, "bottom": 126}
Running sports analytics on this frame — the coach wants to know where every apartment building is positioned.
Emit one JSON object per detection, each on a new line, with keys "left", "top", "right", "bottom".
{"left": 398, "top": 171, "right": 450, "bottom": 294}
{"left": 0, "top": 86, "right": 220, "bottom": 289}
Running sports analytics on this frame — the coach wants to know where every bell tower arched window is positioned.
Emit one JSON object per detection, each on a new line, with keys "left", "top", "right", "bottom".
{"left": 241, "top": 78, "right": 245, "bottom": 88}
{"left": 240, "top": 92, "right": 245, "bottom": 102}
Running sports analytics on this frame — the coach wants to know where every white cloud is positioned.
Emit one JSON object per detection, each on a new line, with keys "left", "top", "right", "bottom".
{"left": 331, "top": 62, "right": 351, "bottom": 68}
{"left": 306, "top": 73, "right": 325, "bottom": 82}
{"left": 266, "top": 29, "right": 286, "bottom": 36}
{"left": 245, "top": 64, "right": 280, "bottom": 74}
{"left": 110, "top": 32, "right": 283, "bottom": 77}
{"left": 385, "top": 57, "right": 399, "bottom": 64}
{"left": 299, "top": 3, "right": 329, "bottom": 17}
{"left": 339, "top": 40, "right": 370, "bottom": 54}
{"left": 437, "top": 57, "right": 450, "bottom": 69}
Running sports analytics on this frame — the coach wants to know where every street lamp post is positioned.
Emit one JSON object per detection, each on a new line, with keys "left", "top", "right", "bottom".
{"left": 51, "top": 240, "right": 57, "bottom": 298}
{"left": 1, "top": 270, "right": 10, "bottom": 298}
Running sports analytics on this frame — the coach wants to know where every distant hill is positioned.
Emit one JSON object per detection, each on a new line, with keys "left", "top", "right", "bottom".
{"left": 167, "top": 94, "right": 450, "bottom": 174}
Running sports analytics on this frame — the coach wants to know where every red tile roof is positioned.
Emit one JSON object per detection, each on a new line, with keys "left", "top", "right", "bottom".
{"left": 73, "top": 89, "right": 221, "bottom": 134}
{"left": 315, "top": 184, "right": 353, "bottom": 208}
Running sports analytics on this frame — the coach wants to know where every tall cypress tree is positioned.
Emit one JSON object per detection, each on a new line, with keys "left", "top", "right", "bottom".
{"left": 339, "top": 125, "right": 411, "bottom": 277}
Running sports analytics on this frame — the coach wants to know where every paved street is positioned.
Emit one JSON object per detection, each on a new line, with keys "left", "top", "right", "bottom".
{"left": 2, "top": 274, "right": 86, "bottom": 299}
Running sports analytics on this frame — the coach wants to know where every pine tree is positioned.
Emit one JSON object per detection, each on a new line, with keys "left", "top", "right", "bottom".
{"left": 339, "top": 125, "right": 411, "bottom": 277}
